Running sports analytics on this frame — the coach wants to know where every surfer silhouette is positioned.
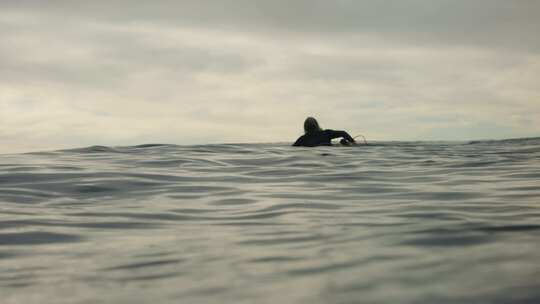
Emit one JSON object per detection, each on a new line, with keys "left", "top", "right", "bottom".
{"left": 293, "top": 117, "right": 356, "bottom": 147}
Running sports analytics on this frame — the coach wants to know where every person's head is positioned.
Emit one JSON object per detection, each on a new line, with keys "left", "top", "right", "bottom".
{"left": 304, "top": 117, "right": 322, "bottom": 134}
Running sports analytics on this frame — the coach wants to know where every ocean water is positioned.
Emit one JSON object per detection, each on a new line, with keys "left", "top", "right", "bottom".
{"left": 1, "top": 138, "right": 540, "bottom": 304}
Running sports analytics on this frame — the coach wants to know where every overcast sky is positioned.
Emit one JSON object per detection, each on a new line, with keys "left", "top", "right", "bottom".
{"left": 1, "top": 0, "right": 539, "bottom": 153}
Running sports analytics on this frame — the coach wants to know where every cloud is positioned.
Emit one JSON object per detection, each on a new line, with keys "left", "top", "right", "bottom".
{"left": 1, "top": 1, "right": 539, "bottom": 153}
{"left": 4, "top": 0, "right": 540, "bottom": 50}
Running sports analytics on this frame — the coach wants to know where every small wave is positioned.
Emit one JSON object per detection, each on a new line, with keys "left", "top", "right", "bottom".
{"left": 132, "top": 144, "right": 174, "bottom": 149}
{"left": 468, "top": 136, "right": 540, "bottom": 145}
{"left": 62, "top": 145, "right": 121, "bottom": 154}
{"left": 0, "top": 232, "right": 82, "bottom": 246}
{"left": 102, "top": 258, "right": 184, "bottom": 271}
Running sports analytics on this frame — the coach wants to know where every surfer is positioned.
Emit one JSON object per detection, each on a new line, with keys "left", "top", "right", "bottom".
{"left": 293, "top": 117, "right": 356, "bottom": 147}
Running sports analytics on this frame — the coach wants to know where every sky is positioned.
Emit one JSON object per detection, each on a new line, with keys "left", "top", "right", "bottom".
{"left": 1, "top": 0, "right": 539, "bottom": 153}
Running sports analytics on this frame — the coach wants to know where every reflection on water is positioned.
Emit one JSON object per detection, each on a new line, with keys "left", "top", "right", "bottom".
{"left": 1, "top": 138, "right": 540, "bottom": 303}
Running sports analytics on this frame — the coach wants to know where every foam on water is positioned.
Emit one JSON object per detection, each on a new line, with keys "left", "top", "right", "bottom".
{"left": 1, "top": 138, "right": 540, "bottom": 304}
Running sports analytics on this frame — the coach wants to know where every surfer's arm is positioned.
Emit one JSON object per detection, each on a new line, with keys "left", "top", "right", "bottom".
{"left": 292, "top": 136, "right": 306, "bottom": 146}
{"left": 327, "top": 130, "right": 356, "bottom": 143}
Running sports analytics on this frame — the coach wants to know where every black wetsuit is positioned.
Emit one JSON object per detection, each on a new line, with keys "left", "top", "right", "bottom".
{"left": 293, "top": 129, "right": 355, "bottom": 147}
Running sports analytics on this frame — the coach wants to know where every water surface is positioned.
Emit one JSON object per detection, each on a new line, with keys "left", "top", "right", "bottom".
{"left": 1, "top": 139, "right": 540, "bottom": 303}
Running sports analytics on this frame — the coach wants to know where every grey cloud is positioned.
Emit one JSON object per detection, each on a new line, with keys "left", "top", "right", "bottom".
{"left": 0, "top": 20, "right": 261, "bottom": 90}
{"left": 3, "top": 0, "right": 540, "bottom": 51}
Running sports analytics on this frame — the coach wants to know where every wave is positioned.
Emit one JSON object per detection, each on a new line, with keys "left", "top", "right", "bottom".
{"left": 12, "top": 135, "right": 539, "bottom": 157}
{"left": 468, "top": 136, "right": 540, "bottom": 145}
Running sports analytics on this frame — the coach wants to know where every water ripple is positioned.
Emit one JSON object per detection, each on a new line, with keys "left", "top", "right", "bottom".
{"left": 0, "top": 232, "right": 82, "bottom": 246}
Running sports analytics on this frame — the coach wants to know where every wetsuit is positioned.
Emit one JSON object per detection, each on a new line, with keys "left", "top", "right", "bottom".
{"left": 293, "top": 129, "right": 355, "bottom": 147}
